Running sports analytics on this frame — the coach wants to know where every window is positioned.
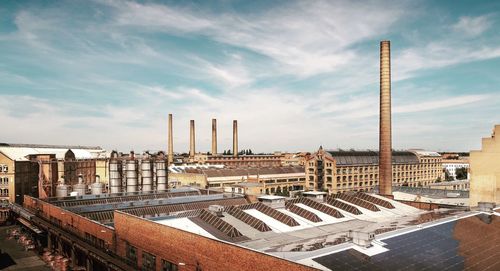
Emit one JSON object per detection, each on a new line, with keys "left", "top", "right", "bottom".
{"left": 126, "top": 243, "right": 138, "bottom": 266}
{"left": 142, "top": 251, "right": 156, "bottom": 271}
{"left": 162, "top": 259, "right": 178, "bottom": 271}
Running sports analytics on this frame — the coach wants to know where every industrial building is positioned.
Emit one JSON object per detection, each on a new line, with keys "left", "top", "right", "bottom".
{"left": 305, "top": 148, "right": 443, "bottom": 194}
{"left": 6, "top": 40, "right": 500, "bottom": 271}
{"left": 169, "top": 166, "right": 306, "bottom": 195}
{"left": 13, "top": 186, "right": 499, "bottom": 270}
{"left": 167, "top": 115, "right": 285, "bottom": 168}
{"left": 0, "top": 143, "right": 107, "bottom": 204}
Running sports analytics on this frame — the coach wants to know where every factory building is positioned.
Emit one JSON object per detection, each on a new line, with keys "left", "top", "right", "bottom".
{"left": 0, "top": 143, "right": 106, "bottom": 204}
{"left": 169, "top": 166, "right": 306, "bottom": 194}
{"left": 305, "top": 148, "right": 443, "bottom": 194}
{"left": 13, "top": 185, "right": 496, "bottom": 271}
{"left": 167, "top": 115, "right": 284, "bottom": 167}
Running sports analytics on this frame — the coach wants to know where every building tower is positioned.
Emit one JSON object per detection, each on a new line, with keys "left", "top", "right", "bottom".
{"left": 379, "top": 40, "right": 393, "bottom": 197}
{"left": 189, "top": 120, "right": 195, "bottom": 158}
{"left": 233, "top": 120, "right": 238, "bottom": 157}
{"left": 212, "top": 118, "right": 217, "bottom": 155}
{"left": 167, "top": 114, "right": 174, "bottom": 164}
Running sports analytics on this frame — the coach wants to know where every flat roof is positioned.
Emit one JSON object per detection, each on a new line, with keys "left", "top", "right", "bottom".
{"left": 303, "top": 191, "right": 328, "bottom": 195}
{"left": 257, "top": 195, "right": 286, "bottom": 200}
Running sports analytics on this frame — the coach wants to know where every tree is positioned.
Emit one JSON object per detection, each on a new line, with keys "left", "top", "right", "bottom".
{"left": 223, "top": 150, "right": 227, "bottom": 155}
{"left": 276, "top": 186, "right": 282, "bottom": 195}
{"left": 435, "top": 177, "right": 442, "bottom": 183}
{"left": 455, "top": 167, "right": 468, "bottom": 180}
{"left": 444, "top": 170, "right": 454, "bottom": 182}
{"left": 283, "top": 186, "right": 289, "bottom": 197}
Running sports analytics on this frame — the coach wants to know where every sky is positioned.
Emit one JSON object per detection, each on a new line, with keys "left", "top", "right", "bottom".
{"left": 0, "top": 0, "right": 499, "bottom": 153}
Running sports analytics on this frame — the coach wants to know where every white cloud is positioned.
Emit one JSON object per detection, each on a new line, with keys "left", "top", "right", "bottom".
{"left": 105, "top": 0, "right": 408, "bottom": 76}
{"left": 452, "top": 15, "right": 493, "bottom": 37}
{"left": 394, "top": 94, "right": 488, "bottom": 113}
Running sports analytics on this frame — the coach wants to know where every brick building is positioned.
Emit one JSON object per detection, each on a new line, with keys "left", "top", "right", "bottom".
{"left": 305, "top": 147, "right": 443, "bottom": 193}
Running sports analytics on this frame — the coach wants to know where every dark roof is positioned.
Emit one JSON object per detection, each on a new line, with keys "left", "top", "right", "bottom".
{"left": 186, "top": 166, "right": 305, "bottom": 178}
{"left": 326, "top": 150, "right": 418, "bottom": 165}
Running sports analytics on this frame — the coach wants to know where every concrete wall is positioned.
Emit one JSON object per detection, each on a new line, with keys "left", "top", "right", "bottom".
{"left": 169, "top": 173, "right": 207, "bottom": 188}
{"left": 470, "top": 125, "right": 500, "bottom": 206}
{"left": 114, "top": 211, "right": 316, "bottom": 271}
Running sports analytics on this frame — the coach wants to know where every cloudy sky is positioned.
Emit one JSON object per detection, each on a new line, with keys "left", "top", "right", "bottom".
{"left": 1, "top": 0, "right": 499, "bottom": 153}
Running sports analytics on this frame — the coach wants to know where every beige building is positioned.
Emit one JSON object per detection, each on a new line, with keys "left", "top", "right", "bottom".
{"left": 470, "top": 125, "right": 500, "bottom": 206}
{"left": 0, "top": 143, "right": 106, "bottom": 203}
{"left": 280, "top": 152, "right": 310, "bottom": 166}
{"left": 189, "top": 153, "right": 284, "bottom": 168}
{"left": 305, "top": 147, "right": 443, "bottom": 194}
{"left": 169, "top": 166, "right": 306, "bottom": 195}
{"left": 429, "top": 180, "right": 470, "bottom": 191}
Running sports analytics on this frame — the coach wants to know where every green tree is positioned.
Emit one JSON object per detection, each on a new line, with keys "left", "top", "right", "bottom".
{"left": 455, "top": 167, "right": 468, "bottom": 180}
{"left": 276, "top": 186, "right": 282, "bottom": 195}
{"left": 445, "top": 170, "right": 454, "bottom": 182}
{"left": 283, "top": 186, "right": 289, "bottom": 197}
{"left": 435, "top": 177, "right": 442, "bottom": 183}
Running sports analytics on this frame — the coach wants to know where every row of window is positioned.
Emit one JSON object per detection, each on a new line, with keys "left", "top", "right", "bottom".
{"left": 0, "top": 177, "right": 9, "bottom": 185}
{"left": 0, "top": 165, "right": 8, "bottom": 173}
{"left": 126, "top": 243, "right": 181, "bottom": 271}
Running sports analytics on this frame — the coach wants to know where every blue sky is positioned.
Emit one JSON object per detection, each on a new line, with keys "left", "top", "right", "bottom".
{"left": 0, "top": 0, "right": 499, "bottom": 153}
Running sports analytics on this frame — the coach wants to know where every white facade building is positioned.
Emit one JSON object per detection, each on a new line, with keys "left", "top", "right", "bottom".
{"left": 442, "top": 159, "right": 469, "bottom": 180}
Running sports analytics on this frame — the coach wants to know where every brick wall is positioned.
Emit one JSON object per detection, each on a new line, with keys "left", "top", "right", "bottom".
{"left": 114, "top": 211, "right": 317, "bottom": 271}
{"left": 24, "top": 196, "right": 115, "bottom": 250}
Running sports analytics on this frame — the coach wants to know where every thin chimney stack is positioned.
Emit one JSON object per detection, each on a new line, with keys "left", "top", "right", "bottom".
{"left": 233, "top": 120, "right": 238, "bottom": 157}
{"left": 189, "top": 120, "right": 195, "bottom": 158}
{"left": 211, "top": 119, "right": 217, "bottom": 155}
{"left": 167, "top": 114, "right": 174, "bottom": 164}
{"left": 379, "top": 40, "right": 393, "bottom": 197}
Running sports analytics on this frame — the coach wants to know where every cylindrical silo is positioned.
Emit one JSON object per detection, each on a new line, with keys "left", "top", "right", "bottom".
{"left": 91, "top": 175, "right": 104, "bottom": 195}
{"left": 109, "top": 151, "right": 122, "bottom": 194}
{"left": 56, "top": 176, "right": 69, "bottom": 198}
{"left": 141, "top": 152, "right": 153, "bottom": 192}
{"left": 73, "top": 175, "right": 87, "bottom": 196}
{"left": 126, "top": 151, "right": 138, "bottom": 193}
{"left": 155, "top": 151, "right": 167, "bottom": 191}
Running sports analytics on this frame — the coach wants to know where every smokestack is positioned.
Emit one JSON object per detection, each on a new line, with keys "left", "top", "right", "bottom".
{"left": 190, "top": 120, "right": 195, "bottom": 158}
{"left": 233, "top": 120, "right": 238, "bottom": 157}
{"left": 168, "top": 114, "right": 174, "bottom": 164}
{"left": 211, "top": 118, "right": 217, "bottom": 155}
{"left": 379, "top": 40, "right": 392, "bottom": 197}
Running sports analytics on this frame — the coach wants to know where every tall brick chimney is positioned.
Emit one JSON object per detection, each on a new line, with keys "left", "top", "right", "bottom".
{"left": 233, "top": 120, "right": 238, "bottom": 157}
{"left": 189, "top": 120, "right": 195, "bottom": 158}
{"left": 167, "top": 114, "right": 174, "bottom": 164}
{"left": 211, "top": 118, "right": 217, "bottom": 155}
{"left": 379, "top": 40, "right": 392, "bottom": 197}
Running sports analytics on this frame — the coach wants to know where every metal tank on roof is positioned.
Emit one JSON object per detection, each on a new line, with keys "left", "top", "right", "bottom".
{"left": 91, "top": 175, "right": 104, "bottom": 195}
{"left": 109, "top": 151, "right": 122, "bottom": 194}
{"left": 56, "top": 176, "right": 69, "bottom": 198}
{"left": 155, "top": 151, "right": 168, "bottom": 191}
{"left": 126, "top": 151, "right": 138, "bottom": 193}
{"left": 141, "top": 152, "right": 153, "bottom": 192}
{"left": 73, "top": 174, "right": 87, "bottom": 196}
